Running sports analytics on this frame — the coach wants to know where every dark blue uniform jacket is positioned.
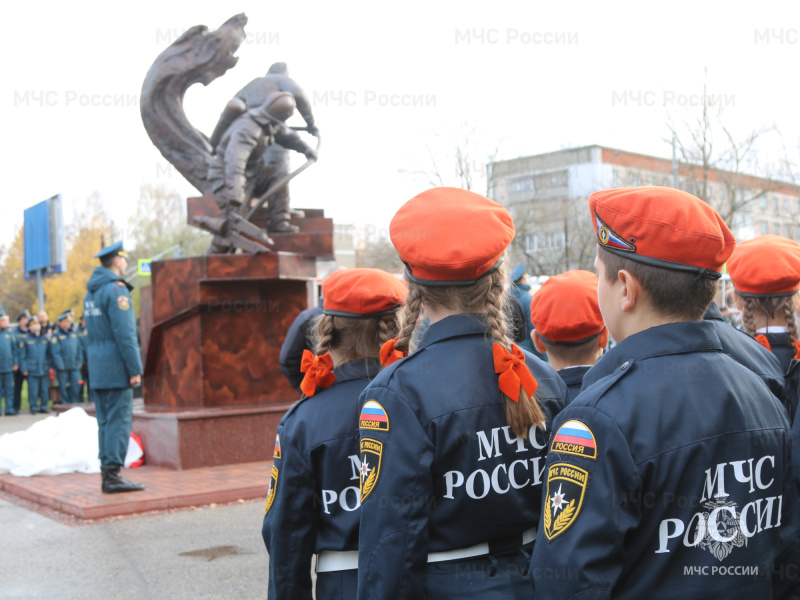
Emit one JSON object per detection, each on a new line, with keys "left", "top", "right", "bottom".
{"left": 531, "top": 321, "right": 800, "bottom": 600}
{"left": 704, "top": 302, "right": 787, "bottom": 409}
{"left": 557, "top": 365, "right": 591, "bottom": 403}
{"left": 52, "top": 329, "right": 83, "bottom": 370}
{"left": 0, "top": 328, "right": 18, "bottom": 373}
{"left": 356, "top": 314, "right": 569, "bottom": 599}
{"left": 20, "top": 333, "right": 53, "bottom": 376}
{"left": 760, "top": 331, "right": 795, "bottom": 374}
{"left": 84, "top": 267, "right": 142, "bottom": 389}
{"left": 263, "top": 358, "right": 382, "bottom": 600}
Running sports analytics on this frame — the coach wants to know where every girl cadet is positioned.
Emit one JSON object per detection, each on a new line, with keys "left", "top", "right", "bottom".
{"left": 728, "top": 235, "right": 800, "bottom": 374}
{"left": 355, "top": 187, "right": 569, "bottom": 599}
{"left": 728, "top": 235, "right": 800, "bottom": 420}
{"left": 262, "top": 268, "right": 407, "bottom": 600}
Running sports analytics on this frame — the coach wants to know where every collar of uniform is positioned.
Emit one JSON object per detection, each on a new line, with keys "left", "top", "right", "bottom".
{"left": 333, "top": 357, "right": 382, "bottom": 383}
{"left": 557, "top": 365, "right": 591, "bottom": 387}
{"left": 703, "top": 301, "right": 724, "bottom": 322}
{"left": 584, "top": 321, "right": 722, "bottom": 389}
{"left": 417, "top": 313, "right": 489, "bottom": 350}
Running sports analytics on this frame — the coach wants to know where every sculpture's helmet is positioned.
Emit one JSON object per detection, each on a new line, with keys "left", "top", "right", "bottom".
{"left": 265, "top": 92, "right": 296, "bottom": 123}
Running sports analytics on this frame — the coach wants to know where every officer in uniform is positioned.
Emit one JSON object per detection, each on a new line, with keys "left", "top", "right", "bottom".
{"left": 77, "top": 313, "right": 89, "bottom": 402}
{"left": 356, "top": 188, "right": 569, "bottom": 599}
{"left": 20, "top": 315, "right": 52, "bottom": 413}
{"left": 530, "top": 187, "right": 800, "bottom": 599}
{"left": 0, "top": 311, "right": 19, "bottom": 415}
{"left": 12, "top": 309, "right": 31, "bottom": 414}
{"left": 52, "top": 310, "right": 83, "bottom": 404}
{"left": 529, "top": 270, "right": 608, "bottom": 401}
{"left": 84, "top": 241, "right": 145, "bottom": 494}
{"left": 263, "top": 269, "right": 407, "bottom": 599}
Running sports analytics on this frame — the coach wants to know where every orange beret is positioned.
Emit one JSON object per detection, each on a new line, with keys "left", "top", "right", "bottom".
{"left": 590, "top": 186, "right": 735, "bottom": 277}
{"left": 530, "top": 270, "right": 605, "bottom": 344}
{"left": 728, "top": 235, "right": 800, "bottom": 297}
{"left": 322, "top": 269, "right": 407, "bottom": 317}
{"left": 390, "top": 187, "right": 515, "bottom": 285}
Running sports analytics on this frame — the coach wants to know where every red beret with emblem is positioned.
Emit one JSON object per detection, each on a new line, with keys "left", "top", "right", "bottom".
{"left": 322, "top": 269, "right": 407, "bottom": 317}
{"left": 590, "top": 186, "right": 735, "bottom": 277}
{"left": 728, "top": 235, "right": 800, "bottom": 297}
{"left": 530, "top": 270, "right": 605, "bottom": 344}
{"left": 390, "top": 187, "right": 515, "bottom": 285}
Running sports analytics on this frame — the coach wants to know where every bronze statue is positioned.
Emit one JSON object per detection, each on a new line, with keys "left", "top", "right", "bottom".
{"left": 140, "top": 14, "right": 320, "bottom": 254}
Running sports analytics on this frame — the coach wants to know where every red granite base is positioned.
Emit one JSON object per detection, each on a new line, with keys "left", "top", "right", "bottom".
{"left": 131, "top": 404, "right": 292, "bottom": 470}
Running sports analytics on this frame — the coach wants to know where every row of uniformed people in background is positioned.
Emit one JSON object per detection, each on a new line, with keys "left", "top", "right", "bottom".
{"left": 0, "top": 309, "right": 88, "bottom": 415}
{"left": 264, "top": 186, "right": 800, "bottom": 599}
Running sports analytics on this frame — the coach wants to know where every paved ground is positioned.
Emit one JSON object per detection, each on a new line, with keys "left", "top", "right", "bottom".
{"left": 0, "top": 411, "right": 274, "bottom": 599}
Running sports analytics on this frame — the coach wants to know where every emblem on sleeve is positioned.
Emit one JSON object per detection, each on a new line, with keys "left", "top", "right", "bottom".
{"left": 359, "top": 438, "right": 383, "bottom": 503}
{"left": 117, "top": 296, "right": 130, "bottom": 311}
{"left": 265, "top": 466, "right": 279, "bottom": 515}
{"left": 544, "top": 463, "right": 588, "bottom": 541}
{"left": 273, "top": 433, "right": 281, "bottom": 459}
{"left": 551, "top": 419, "right": 597, "bottom": 460}
{"left": 359, "top": 400, "right": 389, "bottom": 431}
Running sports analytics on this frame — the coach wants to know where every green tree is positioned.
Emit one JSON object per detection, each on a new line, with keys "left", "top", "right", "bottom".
{"left": 0, "top": 226, "right": 37, "bottom": 317}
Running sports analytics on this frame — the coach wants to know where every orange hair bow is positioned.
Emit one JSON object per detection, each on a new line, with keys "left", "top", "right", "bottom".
{"left": 794, "top": 339, "right": 800, "bottom": 360}
{"left": 754, "top": 334, "right": 771, "bottom": 352}
{"left": 493, "top": 343, "right": 538, "bottom": 402}
{"left": 300, "top": 350, "right": 336, "bottom": 397}
{"left": 380, "top": 337, "right": 406, "bottom": 367}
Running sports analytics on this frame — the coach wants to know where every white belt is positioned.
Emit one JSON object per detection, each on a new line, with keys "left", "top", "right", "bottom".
{"left": 315, "top": 526, "right": 536, "bottom": 573}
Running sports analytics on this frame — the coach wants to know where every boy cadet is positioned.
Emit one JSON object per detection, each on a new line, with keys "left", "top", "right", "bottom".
{"left": 531, "top": 187, "right": 800, "bottom": 599}
{"left": 0, "top": 311, "right": 19, "bottom": 415}
{"left": 20, "top": 315, "right": 53, "bottom": 413}
{"left": 52, "top": 311, "right": 83, "bottom": 404}
{"left": 529, "top": 270, "right": 607, "bottom": 401}
{"left": 84, "top": 241, "right": 144, "bottom": 494}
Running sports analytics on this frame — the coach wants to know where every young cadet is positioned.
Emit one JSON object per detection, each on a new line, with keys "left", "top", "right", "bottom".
{"left": 356, "top": 187, "right": 569, "bottom": 599}
{"left": 52, "top": 311, "right": 83, "bottom": 404}
{"left": 20, "top": 316, "right": 53, "bottom": 414}
{"left": 728, "top": 235, "right": 800, "bottom": 373}
{"left": 262, "top": 268, "right": 407, "bottom": 600}
{"left": 0, "top": 311, "right": 19, "bottom": 416}
{"left": 529, "top": 270, "right": 607, "bottom": 401}
{"left": 530, "top": 186, "right": 800, "bottom": 599}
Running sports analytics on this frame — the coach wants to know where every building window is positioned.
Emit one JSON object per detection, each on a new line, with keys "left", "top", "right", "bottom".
{"left": 774, "top": 223, "right": 781, "bottom": 235}
{"left": 784, "top": 198, "right": 790, "bottom": 211}
{"left": 759, "top": 196, "right": 768, "bottom": 210}
{"left": 760, "top": 221, "right": 768, "bottom": 234}
{"left": 773, "top": 196, "right": 780, "bottom": 210}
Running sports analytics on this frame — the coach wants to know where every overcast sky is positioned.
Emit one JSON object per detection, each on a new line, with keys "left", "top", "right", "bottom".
{"left": 2, "top": 0, "right": 800, "bottom": 252}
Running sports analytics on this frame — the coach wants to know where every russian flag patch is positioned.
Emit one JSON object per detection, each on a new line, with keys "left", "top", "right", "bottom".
{"left": 359, "top": 400, "right": 389, "bottom": 432}
{"left": 551, "top": 419, "right": 597, "bottom": 460}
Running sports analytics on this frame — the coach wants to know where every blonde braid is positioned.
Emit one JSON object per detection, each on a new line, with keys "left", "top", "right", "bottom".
{"left": 314, "top": 314, "right": 336, "bottom": 355}
{"left": 377, "top": 313, "right": 399, "bottom": 346}
{"left": 741, "top": 296, "right": 758, "bottom": 337}
{"left": 484, "top": 272, "right": 546, "bottom": 438}
{"left": 396, "top": 284, "right": 423, "bottom": 353}
{"left": 782, "top": 297, "right": 799, "bottom": 349}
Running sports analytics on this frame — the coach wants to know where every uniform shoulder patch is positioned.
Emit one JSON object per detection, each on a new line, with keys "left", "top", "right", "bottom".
{"left": 359, "top": 400, "right": 389, "bottom": 431}
{"left": 265, "top": 466, "right": 279, "bottom": 515}
{"left": 543, "top": 463, "right": 588, "bottom": 541}
{"left": 51, "top": 338, "right": 58, "bottom": 344}
{"left": 359, "top": 438, "right": 383, "bottom": 503}
{"left": 117, "top": 296, "right": 130, "bottom": 311}
{"left": 551, "top": 419, "right": 597, "bottom": 460}
{"left": 273, "top": 433, "right": 281, "bottom": 459}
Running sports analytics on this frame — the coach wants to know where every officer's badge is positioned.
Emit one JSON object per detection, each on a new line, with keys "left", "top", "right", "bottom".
{"left": 359, "top": 400, "right": 389, "bottom": 431}
{"left": 551, "top": 420, "right": 597, "bottom": 460}
{"left": 273, "top": 433, "right": 281, "bottom": 460}
{"left": 117, "top": 296, "right": 130, "bottom": 311}
{"left": 359, "top": 438, "right": 383, "bottom": 503}
{"left": 543, "top": 463, "right": 588, "bottom": 541}
{"left": 595, "top": 213, "right": 635, "bottom": 253}
{"left": 265, "top": 466, "right": 279, "bottom": 515}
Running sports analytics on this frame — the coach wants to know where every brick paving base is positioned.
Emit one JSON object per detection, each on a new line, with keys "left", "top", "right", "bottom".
{"left": 0, "top": 461, "right": 271, "bottom": 521}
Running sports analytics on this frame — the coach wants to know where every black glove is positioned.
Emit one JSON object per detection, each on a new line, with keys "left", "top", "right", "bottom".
{"left": 304, "top": 148, "right": 318, "bottom": 161}
{"left": 306, "top": 124, "right": 319, "bottom": 137}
